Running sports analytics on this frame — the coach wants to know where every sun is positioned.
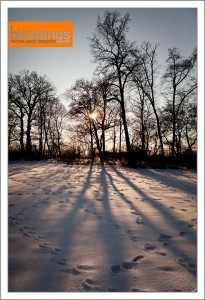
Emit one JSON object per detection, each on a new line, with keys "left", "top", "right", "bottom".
{"left": 89, "top": 112, "right": 98, "bottom": 121}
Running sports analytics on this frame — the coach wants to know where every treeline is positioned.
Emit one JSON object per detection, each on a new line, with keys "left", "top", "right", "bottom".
{"left": 8, "top": 11, "right": 197, "bottom": 168}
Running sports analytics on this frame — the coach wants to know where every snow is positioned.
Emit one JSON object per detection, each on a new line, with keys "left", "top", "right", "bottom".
{"left": 8, "top": 161, "right": 198, "bottom": 297}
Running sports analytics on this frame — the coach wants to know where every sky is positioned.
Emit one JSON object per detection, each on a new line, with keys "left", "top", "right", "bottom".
{"left": 8, "top": 7, "right": 197, "bottom": 98}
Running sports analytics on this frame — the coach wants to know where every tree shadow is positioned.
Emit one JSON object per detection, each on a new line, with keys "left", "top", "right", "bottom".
{"left": 136, "top": 168, "right": 197, "bottom": 196}
{"left": 27, "top": 163, "right": 95, "bottom": 291}
{"left": 108, "top": 165, "right": 197, "bottom": 258}
{"left": 28, "top": 164, "right": 131, "bottom": 292}
{"left": 9, "top": 163, "right": 197, "bottom": 292}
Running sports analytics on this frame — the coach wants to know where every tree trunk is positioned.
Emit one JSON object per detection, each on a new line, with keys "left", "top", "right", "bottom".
{"left": 185, "top": 124, "right": 193, "bottom": 155}
{"left": 89, "top": 121, "right": 94, "bottom": 162}
{"left": 119, "top": 87, "right": 132, "bottom": 165}
{"left": 102, "top": 129, "right": 105, "bottom": 160}
{"left": 171, "top": 84, "right": 176, "bottom": 160}
{"left": 92, "top": 121, "right": 104, "bottom": 166}
{"left": 39, "top": 122, "right": 43, "bottom": 159}
{"left": 20, "top": 109, "right": 24, "bottom": 154}
{"left": 113, "top": 124, "right": 116, "bottom": 155}
{"left": 26, "top": 114, "right": 32, "bottom": 155}
{"left": 119, "top": 119, "right": 122, "bottom": 161}
{"left": 149, "top": 102, "right": 164, "bottom": 159}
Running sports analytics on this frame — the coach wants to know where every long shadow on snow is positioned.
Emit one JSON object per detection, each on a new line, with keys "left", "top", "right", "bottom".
{"left": 136, "top": 168, "right": 197, "bottom": 196}
{"left": 107, "top": 166, "right": 197, "bottom": 261}
{"left": 31, "top": 164, "right": 95, "bottom": 291}
{"left": 95, "top": 166, "right": 130, "bottom": 292}
{"left": 31, "top": 164, "right": 129, "bottom": 292}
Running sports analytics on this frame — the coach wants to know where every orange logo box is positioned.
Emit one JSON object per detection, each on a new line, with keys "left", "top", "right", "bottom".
{"left": 8, "top": 21, "right": 73, "bottom": 48}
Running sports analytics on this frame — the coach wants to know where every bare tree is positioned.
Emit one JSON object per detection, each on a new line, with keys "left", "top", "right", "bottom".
{"left": 162, "top": 47, "right": 197, "bottom": 159}
{"left": 132, "top": 42, "right": 165, "bottom": 158}
{"left": 89, "top": 11, "right": 137, "bottom": 165}
{"left": 65, "top": 79, "right": 98, "bottom": 162}
{"left": 8, "top": 74, "right": 25, "bottom": 153}
{"left": 8, "top": 70, "right": 59, "bottom": 158}
{"left": 42, "top": 98, "right": 67, "bottom": 158}
{"left": 66, "top": 77, "right": 118, "bottom": 165}
{"left": 94, "top": 76, "right": 119, "bottom": 161}
{"left": 9, "top": 70, "right": 56, "bottom": 156}
{"left": 130, "top": 86, "right": 155, "bottom": 159}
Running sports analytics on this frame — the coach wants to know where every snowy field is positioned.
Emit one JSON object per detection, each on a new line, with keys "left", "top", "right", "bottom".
{"left": 8, "top": 160, "right": 197, "bottom": 294}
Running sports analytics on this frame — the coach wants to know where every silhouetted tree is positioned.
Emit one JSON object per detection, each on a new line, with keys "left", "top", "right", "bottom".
{"left": 8, "top": 70, "right": 56, "bottom": 156}
{"left": 8, "top": 74, "right": 25, "bottom": 153}
{"left": 162, "top": 47, "right": 197, "bottom": 159}
{"left": 132, "top": 42, "right": 165, "bottom": 158}
{"left": 8, "top": 70, "right": 64, "bottom": 159}
{"left": 65, "top": 79, "right": 98, "bottom": 162}
{"left": 89, "top": 11, "right": 137, "bottom": 165}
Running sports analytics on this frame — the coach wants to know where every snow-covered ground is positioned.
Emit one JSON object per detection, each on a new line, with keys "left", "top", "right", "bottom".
{"left": 8, "top": 161, "right": 197, "bottom": 294}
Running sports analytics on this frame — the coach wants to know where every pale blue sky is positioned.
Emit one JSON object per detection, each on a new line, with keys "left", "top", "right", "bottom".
{"left": 8, "top": 8, "right": 197, "bottom": 97}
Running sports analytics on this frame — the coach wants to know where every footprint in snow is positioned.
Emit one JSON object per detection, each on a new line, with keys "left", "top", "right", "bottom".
{"left": 111, "top": 264, "right": 121, "bottom": 273}
{"left": 158, "top": 234, "right": 172, "bottom": 242}
{"left": 177, "top": 256, "right": 197, "bottom": 274}
{"left": 111, "top": 256, "right": 144, "bottom": 273}
{"left": 82, "top": 278, "right": 97, "bottom": 291}
{"left": 129, "top": 235, "right": 138, "bottom": 241}
{"left": 114, "top": 224, "right": 121, "bottom": 229}
{"left": 158, "top": 265, "right": 174, "bottom": 272}
{"left": 39, "top": 242, "right": 48, "bottom": 248}
{"left": 40, "top": 200, "right": 50, "bottom": 205}
{"left": 143, "top": 243, "right": 156, "bottom": 251}
{"left": 72, "top": 266, "right": 82, "bottom": 275}
{"left": 132, "top": 255, "right": 144, "bottom": 262}
{"left": 9, "top": 220, "right": 19, "bottom": 226}
{"left": 135, "top": 217, "right": 145, "bottom": 224}
{"left": 108, "top": 287, "right": 118, "bottom": 292}
{"left": 121, "top": 261, "right": 134, "bottom": 270}
{"left": 52, "top": 247, "right": 61, "bottom": 254}
{"left": 130, "top": 210, "right": 139, "bottom": 216}
{"left": 155, "top": 251, "right": 167, "bottom": 256}
{"left": 179, "top": 231, "right": 188, "bottom": 236}
{"left": 58, "top": 258, "right": 67, "bottom": 265}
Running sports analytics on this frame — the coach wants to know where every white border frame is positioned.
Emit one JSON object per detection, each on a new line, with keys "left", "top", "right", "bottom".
{"left": 1, "top": 1, "right": 204, "bottom": 299}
